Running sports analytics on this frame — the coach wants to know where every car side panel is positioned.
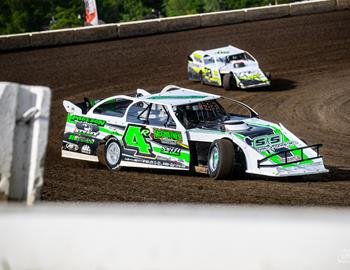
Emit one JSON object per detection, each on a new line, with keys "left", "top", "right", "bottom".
{"left": 120, "top": 124, "right": 190, "bottom": 170}
{"left": 62, "top": 113, "right": 126, "bottom": 160}
{"left": 62, "top": 112, "right": 191, "bottom": 170}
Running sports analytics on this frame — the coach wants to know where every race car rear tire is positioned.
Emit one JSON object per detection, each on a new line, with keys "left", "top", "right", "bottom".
{"left": 98, "top": 137, "right": 122, "bottom": 171}
{"left": 223, "top": 74, "right": 233, "bottom": 90}
{"left": 207, "top": 139, "right": 235, "bottom": 180}
{"left": 199, "top": 71, "right": 205, "bottom": 85}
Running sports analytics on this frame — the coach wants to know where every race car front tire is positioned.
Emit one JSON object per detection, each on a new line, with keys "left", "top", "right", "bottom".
{"left": 207, "top": 139, "right": 235, "bottom": 180}
{"left": 98, "top": 137, "right": 122, "bottom": 171}
{"left": 265, "top": 72, "right": 272, "bottom": 80}
{"left": 223, "top": 74, "right": 233, "bottom": 90}
{"left": 199, "top": 71, "right": 205, "bottom": 85}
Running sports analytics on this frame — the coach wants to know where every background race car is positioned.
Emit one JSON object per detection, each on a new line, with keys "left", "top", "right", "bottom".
{"left": 62, "top": 85, "right": 328, "bottom": 179}
{"left": 188, "top": 45, "right": 271, "bottom": 90}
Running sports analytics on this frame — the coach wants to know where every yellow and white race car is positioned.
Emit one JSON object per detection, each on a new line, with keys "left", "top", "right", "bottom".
{"left": 188, "top": 45, "right": 271, "bottom": 90}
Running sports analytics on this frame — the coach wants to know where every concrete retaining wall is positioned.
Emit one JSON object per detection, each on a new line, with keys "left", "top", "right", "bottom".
{"left": 0, "top": 0, "right": 347, "bottom": 51}
{"left": 0, "top": 33, "right": 31, "bottom": 50}
{"left": 159, "top": 14, "right": 201, "bottom": 33}
{"left": 31, "top": 29, "right": 75, "bottom": 47}
{"left": 337, "top": 0, "right": 350, "bottom": 9}
{"left": 119, "top": 19, "right": 159, "bottom": 38}
{"left": 245, "top": 4, "right": 290, "bottom": 21}
{"left": 200, "top": 10, "right": 245, "bottom": 27}
{"left": 290, "top": 0, "right": 336, "bottom": 15}
{"left": 73, "top": 24, "right": 118, "bottom": 43}
{"left": 0, "top": 82, "right": 51, "bottom": 204}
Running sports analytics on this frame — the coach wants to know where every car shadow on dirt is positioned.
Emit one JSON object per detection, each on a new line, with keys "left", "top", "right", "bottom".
{"left": 85, "top": 162, "right": 349, "bottom": 183}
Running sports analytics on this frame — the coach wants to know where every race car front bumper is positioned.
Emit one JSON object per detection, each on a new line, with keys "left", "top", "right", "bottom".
{"left": 247, "top": 160, "right": 329, "bottom": 177}
{"left": 238, "top": 80, "right": 270, "bottom": 89}
{"left": 247, "top": 144, "right": 329, "bottom": 177}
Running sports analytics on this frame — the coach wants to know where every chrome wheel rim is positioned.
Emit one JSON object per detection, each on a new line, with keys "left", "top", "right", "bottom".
{"left": 209, "top": 146, "right": 219, "bottom": 172}
{"left": 106, "top": 142, "right": 120, "bottom": 166}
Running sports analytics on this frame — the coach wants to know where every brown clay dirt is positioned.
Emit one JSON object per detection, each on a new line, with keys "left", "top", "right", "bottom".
{"left": 0, "top": 11, "right": 349, "bottom": 205}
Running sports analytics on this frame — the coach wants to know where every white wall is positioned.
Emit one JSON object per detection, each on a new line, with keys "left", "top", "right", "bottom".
{"left": 0, "top": 204, "right": 349, "bottom": 270}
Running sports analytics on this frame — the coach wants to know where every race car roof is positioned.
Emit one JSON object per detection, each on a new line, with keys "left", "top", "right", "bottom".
{"left": 142, "top": 87, "right": 220, "bottom": 106}
{"left": 203, "top": 45, "right": 244, "bottom": 56}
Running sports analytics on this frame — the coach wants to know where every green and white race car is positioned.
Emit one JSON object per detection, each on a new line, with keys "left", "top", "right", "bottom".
{"left": 62, "top": 85, "right": 328, "bottom": 179}
{"left": 188, "top": 45, "right": 271, "bottom": 90}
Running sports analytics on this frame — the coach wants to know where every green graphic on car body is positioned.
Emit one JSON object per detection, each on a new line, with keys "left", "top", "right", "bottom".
{"left": 66, "top": 113, "right": 122, "bottom": 137}
{"left": 68, "top": 134, "right": 95, "bottom": 145}
{"left": 123, "top": 125, "right": 154, "bottom": 157}
{"left": 68, "top": 114, "right": 106, "bottom": 126}
{"left": 234, "top": 122, "right": 313, "bottom": 168}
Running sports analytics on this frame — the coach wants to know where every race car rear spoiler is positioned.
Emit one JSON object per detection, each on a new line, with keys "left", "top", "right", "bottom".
{"left": 257, "top": 144, "right": 323, "bottom": 168}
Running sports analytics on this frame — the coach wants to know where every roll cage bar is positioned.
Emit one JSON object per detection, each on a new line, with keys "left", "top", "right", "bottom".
{"left": 220, "top": 96, "right": 259, "bottom": 118}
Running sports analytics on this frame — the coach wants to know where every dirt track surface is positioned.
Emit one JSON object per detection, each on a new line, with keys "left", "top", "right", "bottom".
{"left": 0, "top": 11, "right": 350, "bottom": 205}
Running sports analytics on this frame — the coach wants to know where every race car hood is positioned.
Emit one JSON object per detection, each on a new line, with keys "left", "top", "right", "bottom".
{"left": 233, "top": 120, "right": 297, "bottom": 158}
{"left": 220, "top": 61, "right": 270, "bottom": 86}
{"left": 231, "top": 118, "right": 327, "bottom": 175}
{"left": 234, "top": 70, "right": 269, "bottom": 85}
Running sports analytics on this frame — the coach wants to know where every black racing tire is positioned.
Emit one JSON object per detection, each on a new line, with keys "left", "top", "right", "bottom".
{"left": 187, "top": 66, "right": 195, "bottom": 81}
{"left": 207, "top": 139, "right": 235, "bottom": 180}
{"left": 97, "top": 137, "right": 122, "bottom": 171}
{"left": 199, "top": 71, "right": 205, "bottom": 85}
{"left": 187, "top": 72, "right": 193, "bottom": 81}
{"left": 223, "top": 73, "right": 233, "bottom": 90}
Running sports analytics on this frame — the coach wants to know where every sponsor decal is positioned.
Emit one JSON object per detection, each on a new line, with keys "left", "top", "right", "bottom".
{"left": 68, "top": 134, "right": 95, "bottom": 145}
{"left": 153, "top": 128, "right": 182, "bottom": 142}
{"left": 69, "top": 114, "right": 106, "bottom": 127}
{"left": 75, "top": 122, "right": 99, "bottom": 136}
{"left": 160, "top": 146, "right": 181, "bottom": 156}
{"left": 159, "top": 138, "right": 177, "bottom": 146}
{"left": 76, "top": 122, "right": 99, "bottom": 132}
{"left": 81, "top": 145, "right": 91, "bottom": 154}
{"left": 282, "top": 155, "right": 301, "bottom": 163}
{"left": 64, "top": 141, "right": 79, "bottom": 152}
{"left": 216, "top": 50, "right": 230, "bottom": 54}
{"left": 123, "top": 156, "right": 186, "bottom": 169}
